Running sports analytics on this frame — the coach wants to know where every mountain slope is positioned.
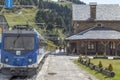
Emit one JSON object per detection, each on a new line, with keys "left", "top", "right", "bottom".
{"left": 2, "top": 0, "right": 85, "bottom": 49}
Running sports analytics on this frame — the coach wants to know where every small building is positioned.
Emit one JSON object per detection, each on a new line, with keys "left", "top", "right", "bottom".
{"left": 66, "top": 26, "right": 120, "bottom": 56}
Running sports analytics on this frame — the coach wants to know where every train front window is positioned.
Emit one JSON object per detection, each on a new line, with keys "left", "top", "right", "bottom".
{"left": 4, "top": 36, "right": 34, "bottom": 51}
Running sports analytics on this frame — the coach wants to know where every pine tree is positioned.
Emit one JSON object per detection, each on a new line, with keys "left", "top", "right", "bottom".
{"left": 98, "top": 61, "right": 103, "bottom": 68}
{"left": 108, "top": 64, "right": 113, "bottom": 71}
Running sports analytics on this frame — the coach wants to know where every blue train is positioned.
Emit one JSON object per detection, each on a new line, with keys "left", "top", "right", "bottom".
{"left": 1, "top": 25, "right": 47, "bottom": 76}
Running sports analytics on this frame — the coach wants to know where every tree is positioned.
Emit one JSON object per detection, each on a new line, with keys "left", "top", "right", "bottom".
{"left": 13, "top": 0, "right": 38, "bottom": 5}
{"left": 46, "top": 23, "right": 54, "bottom": 30}
{"left": 39, "top": 0, "right": 44, "bottom": 9}
{"left": 0, "top": 0, "right": 4, "bottom": 5}
{"left": 35, "top": 0, "right": 85, "bottom": 44}
{"left": 70, "top": 0, "right": 85, "bottom": 4}
{"left": 108, "top": 64, "right": 113, "bottom": 71}
{"left": 98, "top": 61, "right": 103, "bottom": 68}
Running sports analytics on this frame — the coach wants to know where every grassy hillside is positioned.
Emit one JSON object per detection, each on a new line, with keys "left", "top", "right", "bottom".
{"left": 4, "top": 7, "right": 37, "bottom": 27}
{"left": 1, "top": 0, "right": 82, "bottom": 49}
{"left": 3, "top": 7, "right": 57, "bottom": 50}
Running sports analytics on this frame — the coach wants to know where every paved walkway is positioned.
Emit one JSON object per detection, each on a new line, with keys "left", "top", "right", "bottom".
{"left": 36, "top": 52, "right": 98, "bottom": 80}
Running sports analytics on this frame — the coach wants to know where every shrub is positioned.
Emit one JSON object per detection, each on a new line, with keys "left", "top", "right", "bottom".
{"left": 95, "top": 52, "right": 98, "bottom": 57}
{"left": 105, "top": 67, "right": 108, "bottom": 70}
{"left": 88, "top": 58, "right": 91, "bottom": 63}
{"left": 103, "top": 52, "right": 106, "bottom": 57}
{"left": 98, "top": 61, "right": 103, "bottom": 68}
{"left": 108, "top": 64, "right": 113, "bottom": 71}
{"left": 78, "top": 54, "right": 82, "bottom": 61}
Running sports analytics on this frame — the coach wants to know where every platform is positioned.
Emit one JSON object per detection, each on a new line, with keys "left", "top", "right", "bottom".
{"left": 36, "top": 51, "right": 98, "bottom": 80}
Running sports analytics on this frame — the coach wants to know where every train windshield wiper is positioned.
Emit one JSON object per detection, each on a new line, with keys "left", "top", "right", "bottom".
{"left": 21, "top": 36, "right": 25, "bottom": 50}
{"left": 13, "top": 34, "right": 20, "bottom": 48}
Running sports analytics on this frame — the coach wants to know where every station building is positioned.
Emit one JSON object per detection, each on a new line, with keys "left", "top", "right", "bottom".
{"left": 66, "top": 26, "right": 120, "bottom": 56}
{"left": 66, "top": 3, "right": 120, "bottom": 56}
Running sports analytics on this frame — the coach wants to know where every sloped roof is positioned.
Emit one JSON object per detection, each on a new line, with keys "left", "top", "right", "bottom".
{"left": 66, "top": 27, "right": 120, "bottom": 40}
{"left": 73, "top": 4, "right": 120, "bottom": 21}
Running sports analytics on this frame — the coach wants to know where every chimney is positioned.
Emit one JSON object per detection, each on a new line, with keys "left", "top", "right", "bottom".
{"left": 89, "top": 2, "right": 97, "bottom": 19}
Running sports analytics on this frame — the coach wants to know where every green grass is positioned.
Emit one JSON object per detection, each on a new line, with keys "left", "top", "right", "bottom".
{"left": 4, "top": 7, "right": 38, "bottom": 27}
{"left": 3, "top": 7, "right": 64, "bottom": 50}
{"left": 74, "top": 59, "right": 120, "bottom": 80}
{"left": 3, "top": 7, "right": 57, "bottom": 49}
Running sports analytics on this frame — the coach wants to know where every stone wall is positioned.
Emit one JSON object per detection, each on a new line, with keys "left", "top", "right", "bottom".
{"left": 73, "top": 21, "right": 120, "bottom": 33}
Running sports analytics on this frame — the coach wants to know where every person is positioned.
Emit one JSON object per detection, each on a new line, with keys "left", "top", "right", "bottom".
{"left": 59, "top": 46, "right": 62, "bottom": 52}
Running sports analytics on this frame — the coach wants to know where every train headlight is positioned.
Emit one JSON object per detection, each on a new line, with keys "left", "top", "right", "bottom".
{"left": 5, "top": 58, "right": 9, "bottom": 62}
{"left": 28, "top": 58, "right": 32, "bottom": 62}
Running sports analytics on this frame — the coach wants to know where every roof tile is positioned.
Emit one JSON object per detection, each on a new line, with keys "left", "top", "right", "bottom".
{"left": 66, "top": 27, "right": 120, "bottom": 40}
{"left": 73, "top": 4, "right": 120, "bottom": 21}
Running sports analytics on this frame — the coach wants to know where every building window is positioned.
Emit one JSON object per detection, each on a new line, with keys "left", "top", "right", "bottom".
{"left": 97, "top": 23, "right": 103, "bottom": 27}
{"left": 88, "top": 43, "right": 95, "bottom": 50}
{"left": 110, "top": 42, "right": 115, "bottom": 49}
{"left": 76, "top": 23, "right": 79, "bottom": 26}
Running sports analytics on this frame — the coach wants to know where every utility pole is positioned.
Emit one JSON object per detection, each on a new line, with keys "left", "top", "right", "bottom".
{"left": 2, "top": 16, "right": 4, "bottom": 31}
{"left": 1, "top": 0, "right": 5, "bottom": 31}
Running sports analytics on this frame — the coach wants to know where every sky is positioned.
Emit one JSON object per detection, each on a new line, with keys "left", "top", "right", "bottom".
{"left": 81, "top": 0, "right": 120, "bottom": 4}
{"left": 52, "top": 0, "right": 120, "bottom": 4}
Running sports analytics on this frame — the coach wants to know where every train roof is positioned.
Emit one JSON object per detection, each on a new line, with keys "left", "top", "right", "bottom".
{"left": 3, "top": 25, "right": 34, "bottom": 34}
{"left": 3, "top": 25, "right": 44, "bottom": 40}
{"left": 3, "top": 30, "right": 35, "bottom": 34}
{"left": 3, "top": 29, "right": 44, "bottom": 40}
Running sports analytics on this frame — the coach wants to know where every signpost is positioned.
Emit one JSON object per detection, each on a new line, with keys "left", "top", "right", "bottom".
{"left": 5, "top": 0, "right": 13, "bottom": 8}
